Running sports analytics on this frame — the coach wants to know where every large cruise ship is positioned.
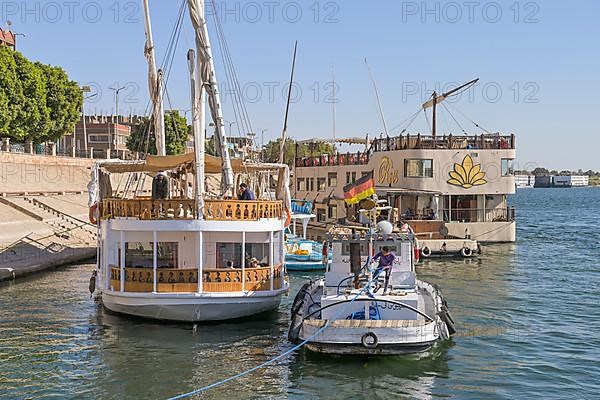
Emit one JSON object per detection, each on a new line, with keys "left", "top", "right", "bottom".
{"left": 293, "top": 132, "right": 516, "bottom": 243}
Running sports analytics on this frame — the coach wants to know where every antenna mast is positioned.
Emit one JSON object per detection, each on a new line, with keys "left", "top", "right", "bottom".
{"left": 365, "top": 58, "right": 389, "bottom": 138}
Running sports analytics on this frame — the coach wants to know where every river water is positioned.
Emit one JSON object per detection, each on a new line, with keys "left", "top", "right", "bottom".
{"left": 1, "top": 188, "right": 599, "bottom": 399}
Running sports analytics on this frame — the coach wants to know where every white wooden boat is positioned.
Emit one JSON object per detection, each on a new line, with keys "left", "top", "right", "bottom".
{"left": 88, "top": 0, "right": 290, "bottom": 322}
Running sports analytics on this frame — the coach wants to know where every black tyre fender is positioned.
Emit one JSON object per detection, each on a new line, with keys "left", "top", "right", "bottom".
{"left": 361, "top": 332, "right": 379, "bottom": 348}
{"left": 461, "top": 247, "right": 473, "bottom": 258}
{"left": 291, "top": 282, "right": 310, "bottom": 317}
{"left": 439, "top": 310, "right": 457, "bottom": 336}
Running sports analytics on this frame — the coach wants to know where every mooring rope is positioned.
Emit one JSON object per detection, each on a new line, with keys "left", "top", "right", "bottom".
{"left": 167, "top": 268, "right": 382, "bottom": 400}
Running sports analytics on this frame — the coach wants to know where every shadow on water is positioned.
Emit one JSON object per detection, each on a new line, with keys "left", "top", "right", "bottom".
{"left": 287, "top": 342, "right": 452, "bottom": 400}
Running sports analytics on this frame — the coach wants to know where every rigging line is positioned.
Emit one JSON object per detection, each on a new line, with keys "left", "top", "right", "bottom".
{"left": 389, "top": 108, "right": 422, "bottom": 134}
{"left": 138, "top": 1, "right": 185, "bottom": 157}
{"left": 164, "top": 89, "right": 181, "bottom": 142}
{"left": 210, "top": 7, "right": 245, "bottom": 138}
{"left": 167, "top": 267, "right": 385, "bottom": 400}
{"left": 446, "top": 102, "right": 491, "bottom": 134}
{"left": 211, "top": 0, "right": 254, "bottom": 136}
{"left": 399, "top": 110, "right": 422, "bottom": 135}
{"left": 441, "top": 102, "right": 468, "bottom": 135}
{"left": 423, "top": 108, "right": 432, "bottom": 134}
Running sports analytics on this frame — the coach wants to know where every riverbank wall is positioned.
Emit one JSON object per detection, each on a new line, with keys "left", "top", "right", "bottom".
{"left": 0, "top": 152, "right": 97, "bottom": 283}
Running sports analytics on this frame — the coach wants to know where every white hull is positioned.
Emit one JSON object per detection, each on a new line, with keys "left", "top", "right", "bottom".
{"left": 289, "top": 279, "right": 454, "bottom": 356}
{"left": 102, "top": 290, "right": 285, "bottom": 322}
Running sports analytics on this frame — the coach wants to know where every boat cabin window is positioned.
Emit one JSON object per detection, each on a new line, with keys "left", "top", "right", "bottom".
{"left": 125, "top": 242, "right": 178, "bottom": 269}
{"left": 216, "top": 242, "right": 270, "bottom": 268}
{"left": 502, "top": 158, "right": 515, "bottom": 176}
{"left": 404, "top": 159, "right": 433, "bottom": 178}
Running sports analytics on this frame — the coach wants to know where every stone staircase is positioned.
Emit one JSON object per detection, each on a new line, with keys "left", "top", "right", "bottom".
{"left": 1, "top": 196, "right": 97, "bottom": 244}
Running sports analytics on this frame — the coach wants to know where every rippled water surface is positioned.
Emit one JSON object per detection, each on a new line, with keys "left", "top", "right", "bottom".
{"left": 1, "top": 188, "right": 599, "bottom": 399}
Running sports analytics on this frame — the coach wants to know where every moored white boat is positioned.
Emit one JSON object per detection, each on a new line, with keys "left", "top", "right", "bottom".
{"left": 285, "top": 200, "right": 331, "bottom": 271}
{"left": 88, "top": 0, "right": 290, "bottom": 322}
{"left": 288, "top": 206, "right": 455, "bottom": 355}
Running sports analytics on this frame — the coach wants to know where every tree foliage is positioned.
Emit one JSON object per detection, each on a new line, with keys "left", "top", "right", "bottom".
{"left": 127, "top": 110, "right": 190, "bottom": 155}
{"left": 0, "top": 46, "right": 82, "bottom": 142}
{"left": 262, "top": 139, "right": 335, "bottom": 165}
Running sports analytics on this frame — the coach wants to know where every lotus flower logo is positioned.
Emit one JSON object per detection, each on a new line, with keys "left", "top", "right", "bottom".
{"left": 447, "top": 155, "right": 487, "bottom": 189}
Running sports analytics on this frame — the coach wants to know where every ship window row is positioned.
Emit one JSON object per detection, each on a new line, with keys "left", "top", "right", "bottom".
{"left": 121, "top": 243, "right": 273, "bottom": 269}
{"left": 296, "top": 171, "right": 370, "bottom": 193}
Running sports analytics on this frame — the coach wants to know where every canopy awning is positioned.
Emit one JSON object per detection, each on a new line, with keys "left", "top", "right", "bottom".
{"left": 98, "top": 153, "right": 279, "bottom": 174}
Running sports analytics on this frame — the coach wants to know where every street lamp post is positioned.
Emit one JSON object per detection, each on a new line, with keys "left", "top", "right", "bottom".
{"left": 261, "top": 129, "right": 268, "bottom": 162}
{"left": 109, "top": 85, "right": 126, "bottom": 157}
{"left": 80, "top": 86, "right": 93, "bottom": 155}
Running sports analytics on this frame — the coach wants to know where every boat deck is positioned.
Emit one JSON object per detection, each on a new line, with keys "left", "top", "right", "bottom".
{"left": 303, "top": 318, "right": 432, "bottom": 329}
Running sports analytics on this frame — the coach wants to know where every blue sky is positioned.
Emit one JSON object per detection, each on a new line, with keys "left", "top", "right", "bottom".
{"left": 6, "top": 0, "right": 600, "bottom": 170}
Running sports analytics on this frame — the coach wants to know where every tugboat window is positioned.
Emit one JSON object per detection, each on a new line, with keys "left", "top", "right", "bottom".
{"left": 125, "top": 242, "right": 178, "bottom": 269}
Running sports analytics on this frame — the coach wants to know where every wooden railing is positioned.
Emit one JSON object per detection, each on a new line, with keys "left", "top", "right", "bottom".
{"left": 371, "top": 133, "right": 515, "bottom": 152}
{"left": 204, "top": 200, "right": 282, "bottom": 221}
{"left": 102, "top": 199, "right": 283, "bottom": 221}
{"left": 110, "top": 265, "right": 284, "bottom": 293}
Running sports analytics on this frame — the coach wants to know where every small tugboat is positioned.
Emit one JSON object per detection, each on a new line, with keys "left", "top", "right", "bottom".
{"left": 285, "top": 200, "right": 331, "bottom": 271}
{"left": 289, "top": 201, "right": 455, "bottom": 355}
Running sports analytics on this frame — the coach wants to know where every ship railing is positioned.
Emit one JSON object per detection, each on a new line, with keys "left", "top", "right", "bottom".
{"left": 371, "top": 133, "right": 515, "bottom": 152}
{"left": 295, "top": 152, "right": 369, "bottom": 168}
{"left": 101, "top": 198, "right": 283, "bottom": 221}
{"left": 109, "top": 265, "right": 284, "bottom": 293}
{"left": 442, "top": 207, "right": 516, "bottom": 223}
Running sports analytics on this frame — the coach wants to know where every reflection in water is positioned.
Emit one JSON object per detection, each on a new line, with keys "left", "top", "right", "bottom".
{"left": 1, "top": 189, "right": 600, "bottom": 399}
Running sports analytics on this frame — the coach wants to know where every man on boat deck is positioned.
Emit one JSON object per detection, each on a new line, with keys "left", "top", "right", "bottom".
{"left": 238, "top": 183, "right": 255, "bottom": 201}
{"left": 152, "top": 172, "right": 169, "bottom": 200}
{"left": 373, "top": 246, "right": 395, "bottom": 293}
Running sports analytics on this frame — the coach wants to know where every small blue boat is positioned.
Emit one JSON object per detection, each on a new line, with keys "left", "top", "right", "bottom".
{"left": 285, "top": 200, "right": 331, "bottom": 271}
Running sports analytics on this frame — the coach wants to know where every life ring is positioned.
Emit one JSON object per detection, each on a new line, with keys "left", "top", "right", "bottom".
{"left": 361, "top": 332, "right": 379, "bottom": 348}
{"left": 421, "top": 246, "right": 431, "bottom": 258}
{"left": 89, "top": 203, "right": 98, "bottom": 224}
{"left": 461, "top": 247, "right": 473, "bottom": 258}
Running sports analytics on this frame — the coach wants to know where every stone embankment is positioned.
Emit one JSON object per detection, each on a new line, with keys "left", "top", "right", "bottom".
{"left": 0, "top": 152, "right": 97, "bottom": 282}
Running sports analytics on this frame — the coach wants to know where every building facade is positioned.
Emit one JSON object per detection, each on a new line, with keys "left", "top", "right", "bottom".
{"left": 62, "top": 116, "right": 134, "bottom": 159}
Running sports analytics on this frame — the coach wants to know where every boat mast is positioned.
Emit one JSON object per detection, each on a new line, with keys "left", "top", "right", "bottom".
{"left": 279, "top": 41, "right": 298, "bottom": 164}
{"left": 187, "top": 0, "right": 234, "bottom": 196}
{"left": 422, "top": 78, "right": 480, "bottom": 139}
{"left": 142, "top": 0, "right": 166, "bottom": 156}
{"left": 188, "top": 49, "right": 205, "bottom": 218}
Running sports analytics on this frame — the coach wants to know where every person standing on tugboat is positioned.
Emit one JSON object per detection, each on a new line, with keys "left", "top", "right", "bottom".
{"left": 372, "top": 246, "right": 395, "bottom": 293}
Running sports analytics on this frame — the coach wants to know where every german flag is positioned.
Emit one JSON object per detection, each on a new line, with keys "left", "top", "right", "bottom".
{"left": 344, "top": 172, "right": 375, "bottom": 205}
